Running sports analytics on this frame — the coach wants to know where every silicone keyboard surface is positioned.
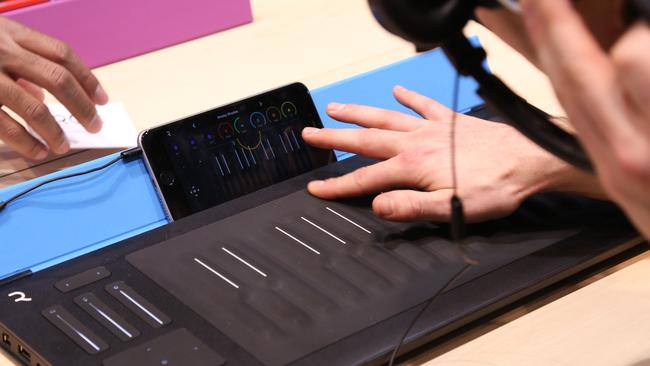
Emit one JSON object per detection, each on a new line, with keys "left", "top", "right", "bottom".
{"left": 127, "top": 190, "right": 578, "bottom": 366}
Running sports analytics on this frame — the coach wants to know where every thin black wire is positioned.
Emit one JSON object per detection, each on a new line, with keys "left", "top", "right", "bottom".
{"left": 387, "top": 72, "right": 469, "bottom": 366}
{"left": 387, "top": 261, "right": 472, "bottom": 366}
{"left": 0, "top": 149, "right": 89, "bottom": 180}
{"left": 0, "top": 154, "right": 123, "bottom": 212}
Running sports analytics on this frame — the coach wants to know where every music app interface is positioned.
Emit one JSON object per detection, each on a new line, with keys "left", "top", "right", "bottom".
{"left": 141, "top": 83, "right": 335, "bottom": 220}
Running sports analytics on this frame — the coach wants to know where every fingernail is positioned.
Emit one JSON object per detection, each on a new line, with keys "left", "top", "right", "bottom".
{"left": 93, "top": 85, "right": 109, "bottom": 105}
{"left": 88, "top": 114, "right": 103, "bottom": 133}
{"left": 302, "top": 127, "right": 320, "bottom": 135}
{"left": 394, "top": 85, "right": 407, "bottom": 92}
{"left": 327, "top": 102, "right": 346, "bottom": 112}
{"left": 34, "top": 147, "right": 48, "bottom": 160}
{"left": 307, "top": 180, "right": 325, "bottom": 191}
{"left": 375, "top": 196, "right": 395, "bottom": 217}
{"left": 57, "top": 138, "right": 70, "bottom": 153}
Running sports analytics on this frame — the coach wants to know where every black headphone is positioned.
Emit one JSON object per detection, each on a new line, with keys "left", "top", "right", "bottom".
{"left": 367, "top": 0, "right": 601, "bottom": 171}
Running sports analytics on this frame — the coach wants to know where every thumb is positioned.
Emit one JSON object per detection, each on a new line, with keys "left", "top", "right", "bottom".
{"left": 372, "top": 189, "right": 454, "bottom": 222}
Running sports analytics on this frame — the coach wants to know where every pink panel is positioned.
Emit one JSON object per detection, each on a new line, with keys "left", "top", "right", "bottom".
{"left": 6, "top": 0, "right": 253, "bottom": 67}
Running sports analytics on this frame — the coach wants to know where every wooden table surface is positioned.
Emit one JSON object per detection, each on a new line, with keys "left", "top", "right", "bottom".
{"left": 2, "top": 0, "right": 649, "bottom": 365}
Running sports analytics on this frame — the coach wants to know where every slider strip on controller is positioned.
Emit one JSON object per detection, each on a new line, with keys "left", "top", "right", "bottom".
{"left": 74, "top": 292, "right": 140, "bottom": 341}
{"left": 42, "top": 305, "right": 109, "bottom": 355}
{"left": 105, "top": 281, "right": 171, "bottom": 328}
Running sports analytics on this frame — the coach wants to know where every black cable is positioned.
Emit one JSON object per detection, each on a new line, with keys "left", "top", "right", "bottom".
{"left": 387, "top": 72, "right": 474, "bottom": 366}
{"left": 0, "top": 149, "right": 89, "bottom": 180}
{"left": 449, "top": 73, "right": 466, "bottom": 242}
{"left": 387, "top": 261, "right": 472, "bottom": 366}
{"left": 0, "top": 147, "right": 142, "bottom": 212}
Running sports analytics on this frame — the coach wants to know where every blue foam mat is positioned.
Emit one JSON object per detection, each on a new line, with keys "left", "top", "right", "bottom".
{"left": 0, "top": 46, "right": 483, "bottom": 280}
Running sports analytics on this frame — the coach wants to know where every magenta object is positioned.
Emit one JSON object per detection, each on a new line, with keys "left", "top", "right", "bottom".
{"left": 5, "top": 0, "right": 253, "bottom": 68}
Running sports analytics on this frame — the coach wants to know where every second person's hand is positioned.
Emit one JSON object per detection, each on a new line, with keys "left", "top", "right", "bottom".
{"left": 0, "top": 17, "right": 108, "bottom": 160}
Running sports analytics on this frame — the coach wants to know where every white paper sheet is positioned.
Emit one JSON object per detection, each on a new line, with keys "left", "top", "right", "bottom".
{"left": 27, "top": 103, "right": 139, "bottom": 149}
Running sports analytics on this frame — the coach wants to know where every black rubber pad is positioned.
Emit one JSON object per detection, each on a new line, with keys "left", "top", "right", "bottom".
{"left": 102, "top": 328, "right": 224, "bottom": 366}
{"left": 127, "top": 190, "right": 576, "bottom": 366}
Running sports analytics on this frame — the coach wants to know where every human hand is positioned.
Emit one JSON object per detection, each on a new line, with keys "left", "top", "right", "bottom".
{"left": 518, "top": 0, "right": 650, "bottom": 238}
{"left": 0, "top": 17, "right": 108, "bottom": 160}
{"left": 476, "top": 0, "right": 626, "bottom": 68}
{"left": 302, "top": 86, "right": 596, "bottom": 223}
